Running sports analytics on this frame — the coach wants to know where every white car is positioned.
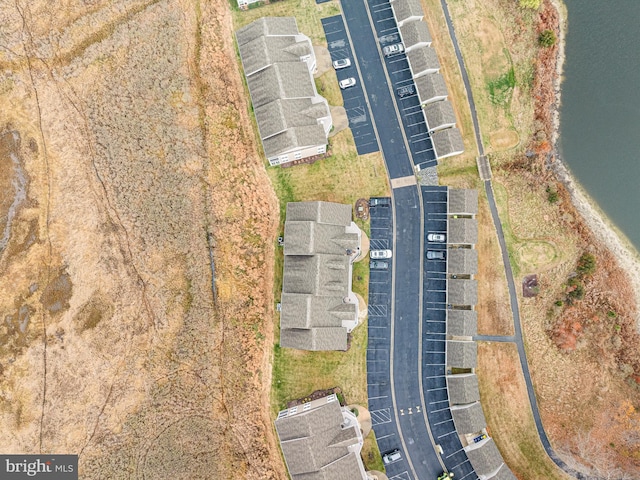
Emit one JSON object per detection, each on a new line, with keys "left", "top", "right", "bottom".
{"left": 332, "top": 58, "right": 351, "bottom": 69}
{"left": 427, "top": 233, "right": 446, "bottom": 242}
{"left": 382, "top": 449, "right": 401, "bottom": 464}
{"left": 339, "top": 77, "right": 356, "bottom": 89}
{"left": 383, "top": 43, "right": 405, "bottom": 57}
{"left": 370, "top": 249, "right": 392, "bottom": 259}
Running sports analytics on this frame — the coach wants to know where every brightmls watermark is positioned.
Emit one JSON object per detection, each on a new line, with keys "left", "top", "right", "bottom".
{"left": 1, "top": 455, "right": 77, "bottom": 479}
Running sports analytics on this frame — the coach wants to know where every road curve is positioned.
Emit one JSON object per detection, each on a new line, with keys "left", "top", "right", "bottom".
{"left": 439, "top": 1, "right": 587, "bottom": 478}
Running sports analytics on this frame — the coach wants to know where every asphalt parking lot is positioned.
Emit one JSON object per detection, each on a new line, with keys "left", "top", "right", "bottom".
{"left": 322, "top": 16, "right": 380, "bottom": 156}
{"left": 366, "top": 198, "right": 414, "bottom": 479}
{"left": 367, "top": 0, "right": 437, "bottom": 171}
{"left": 422, "top": 186, "right": 476, "bottom": 479}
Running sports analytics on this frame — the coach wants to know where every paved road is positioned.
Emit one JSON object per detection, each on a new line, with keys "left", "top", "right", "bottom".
{"left": 340, "top": 0, "right": 446, "bottom": 478}
{"left": 440, "top": 1, "right": 584, "bottom": 477}
{"left": 341, "top": 0, "right": 414, "bottom": 180}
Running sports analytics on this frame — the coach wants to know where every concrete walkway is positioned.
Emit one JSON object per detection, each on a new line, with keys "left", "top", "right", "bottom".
{"left": 440, "top": 1, "right": 583, "bottom": 478}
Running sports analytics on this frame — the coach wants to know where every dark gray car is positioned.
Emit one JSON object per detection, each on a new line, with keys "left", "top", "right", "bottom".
{"left": 426, "top": 250, "right": 446, "bottom": 260}
{"left": 370, "top": 260, "right": 389, "bottom": 270}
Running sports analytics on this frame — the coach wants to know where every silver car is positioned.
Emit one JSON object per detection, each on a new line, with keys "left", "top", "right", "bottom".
{"left": 332, "top": 58, "right": 351, "bottom": 69}
{"left": 370, "top": 249, "right": 392, "bottom": 259}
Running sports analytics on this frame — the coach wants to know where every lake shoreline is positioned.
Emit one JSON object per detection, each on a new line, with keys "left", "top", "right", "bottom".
{"left": 549, "top": 0, "right": 640, "bottom": 325}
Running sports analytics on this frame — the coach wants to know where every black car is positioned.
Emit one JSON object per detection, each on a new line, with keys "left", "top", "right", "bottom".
{"left": 396, "top": 84, "right": 416, "bottom": 98}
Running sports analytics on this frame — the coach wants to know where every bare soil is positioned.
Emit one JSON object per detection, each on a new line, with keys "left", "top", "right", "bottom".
{"left": 0, "top": 0, "right": 284, "bottom": 478}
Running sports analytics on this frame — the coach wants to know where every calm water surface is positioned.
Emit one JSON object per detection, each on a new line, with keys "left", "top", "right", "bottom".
{"left": 559, "top": 0, "right": 640, "bottom": 249}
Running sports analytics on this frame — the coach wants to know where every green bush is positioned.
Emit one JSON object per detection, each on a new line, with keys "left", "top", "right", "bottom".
{"left": 567, "top": 278, "right": 585, "bottom": 300}
{"left": 577, "top": 253, "right": 596, "bottom": 277}
{"left": 555, "top": 300, "right": 563, "bottom": 307}
{"left": 519, "top": 0, "right": 541, "bottom": 9}
{"left": 539, "top": 29, "right": 557, "bottom": 47}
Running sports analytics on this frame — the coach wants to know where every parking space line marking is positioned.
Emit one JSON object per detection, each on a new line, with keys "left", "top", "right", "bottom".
{"left": 437, "top": 430, "right": 457, "bottom": 440}
{"left": 434, "top": 418, "right": 454, "bottom": 427}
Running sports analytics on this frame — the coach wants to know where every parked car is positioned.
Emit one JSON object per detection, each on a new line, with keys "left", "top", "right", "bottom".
{"left": 369, "top": 197, "right": 391, "bottom": 207}
{"left": 427, "top": 233, "right": 446, "bottom": 242}
{"left": 426, "top": 250, "right": 446, "bottom": 260}
{"left": 370, "top": 249, "right": 392, "bottom": 259}
{"left": 383, "top": 43, "right": 404, "bottom": 57}
{"left": 382, "top": 449, "right": 402, "bottom": 464}
{"left": 378, "top": 34, "right": 399, "bottom": 45}
{"left": 396, "top": 84, "right": 416, "bottom": 98}
{"left": 339, "top": 77, "right": 356, "bottom": 89}
{"left": 332, "top": 58, "right": 351, "bottom": 69}
{"left": 370, "top": 260, "right": 389, "bottom": 270}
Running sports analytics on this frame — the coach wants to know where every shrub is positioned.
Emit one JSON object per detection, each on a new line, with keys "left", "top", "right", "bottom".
{"left": 577, "top": 253, "right": 596, "bottom": 277}
{"left": 539, "top": 29, "right": 557, "bottom": 47}
{"left": 555, "top": 300, "right": 563, "bottom": 307}
{"left": 567, "top": 278, "right": 585, "bottom": 300}
{"left": 519, "top": 0, "right": 541, "bottom": 9}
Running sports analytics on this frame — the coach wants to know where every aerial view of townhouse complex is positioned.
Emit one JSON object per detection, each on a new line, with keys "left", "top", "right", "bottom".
{"left": 2, "top": 0, "right": 639, "bottom": 478}
{"left": 234, "top": 2, "right": 513, "bottom": 479}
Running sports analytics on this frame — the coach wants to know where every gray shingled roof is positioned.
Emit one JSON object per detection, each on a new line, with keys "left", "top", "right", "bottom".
{"left": 280, "top": 327, "right": 348, "bottom": 351}
{"left": 399, "top": 21, "right": 432, "bottom": 49}
{"left": 465, "top": 439, "right": 505, "bottom": 478}
{"left": 447, "top": 248, "right": 478, "bottom": 275}
{"left": 236, "top": 17, "right": 299, "bottom": 46}
{"left": 390, "top": 0, "right": 424, "bottom": 24}
{"left": 283, "top": 255, "right": 351, "bottom": 297}
{"left": 407, "top": 46, "right": 440, "bottom": 77}
{"left": 275, "top": 398, "right": 366, "bottom": 479}
{"left": 415, "top": 73, "right": 448, "bottom": 104}
{"left": 280, "top": 294, "right": 356, "bottom": 329}
{"left": 432, "top": 127, "right": 464, "bottom": 159}
{"left": 281, "top": 202, "right": 360, "bottom": 351}
{"left": 239, "top": 35, "right": 312, "bottom": 76}
{"left": 451, "top": 402, "right": 487, "bottom": 434}
{"left": 262, "top": 125, "right": 327, "bottom": 158}
{"left": 254, "top": 98, "right": 329, "bottom": 139}
{"left": 448, "top": 279, "right": 478, "bottom": 306}
{"left": 448, "top": 218, "right": 478, "bottom": 245}
{"left": 286, "top": 201, "right": 353, "bottom": 226}
{"left": 447, "top": 309, "right": 478, "bottom": 337}
{"left": 446, "top": 373, "right": 480, "bottom": 405}
{"left": 246, "top": 63, "right": 316, "bottom": 108}
{"left": 488, "top": 464, "right": 518, "bottom": 480}
{"left": 447, "top": 340, "right": 477, "bottom": 368}
{"left": 424, "top": 100, "right": 456, "bottom": 132}
{"left": 448, "top": 189, "right": 478, "bottom": 215}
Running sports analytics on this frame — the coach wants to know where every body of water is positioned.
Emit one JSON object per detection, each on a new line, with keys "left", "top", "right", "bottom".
{"left": 559, "top": 0, "right": 640, "bottom": 251}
